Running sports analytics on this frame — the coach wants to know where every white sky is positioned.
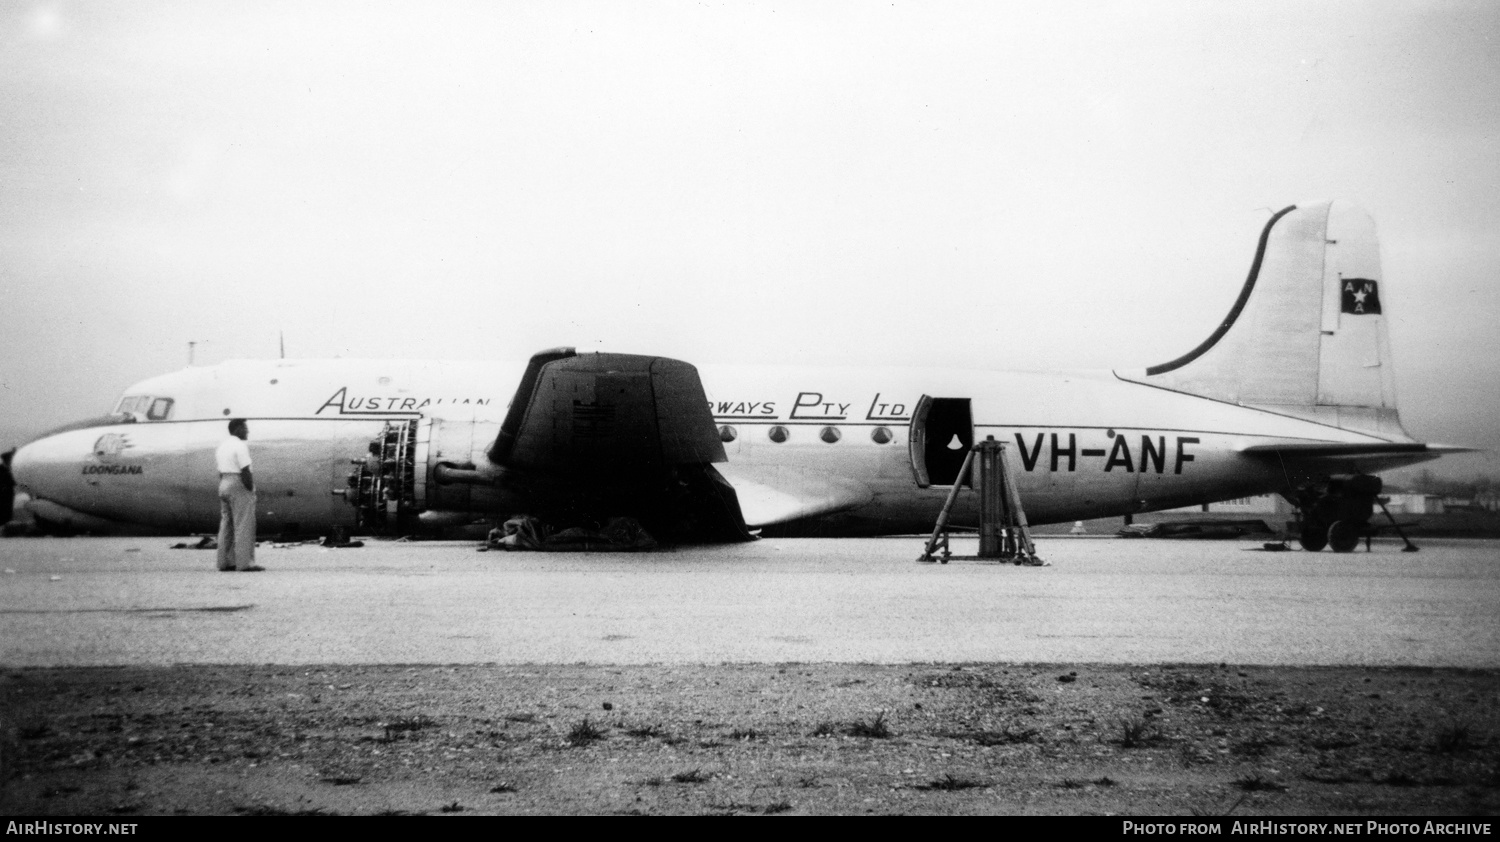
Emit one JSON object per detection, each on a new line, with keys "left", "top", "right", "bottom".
{"left": 1, "top": 1, "right": 1497, "bottom": 479}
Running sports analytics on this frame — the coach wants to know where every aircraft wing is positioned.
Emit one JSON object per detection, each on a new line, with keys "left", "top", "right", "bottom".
{"left": 488, "top": 348, "right": 726, "bottom": 474}
{"left": 483, "top": 349, "right": 870, "bottom": 534}
{"left": 714, "top": 464, "right": 874, "bottom": 528}
{"left": 480, "top": 349, "right": 753, "bottom": 540}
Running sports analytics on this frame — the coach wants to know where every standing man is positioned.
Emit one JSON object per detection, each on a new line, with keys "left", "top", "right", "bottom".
{"left": 215, "top": 419, "right": 262, "bottom": 571}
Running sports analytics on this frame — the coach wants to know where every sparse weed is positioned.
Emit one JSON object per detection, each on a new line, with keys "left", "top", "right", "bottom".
{"left": 672, "top": 768, "right": 710, "bottom": 784}
{"left": 489, "top": 782, "right": 517, "bottom": 794}
{"left": 381, "top": 715, "right": 436, "bottom": 742}
{"left": 1055, "top": 778, "right": 1085, "bottom": 789}
{"left": 763, "top": 800, "right": 794, "bottom": 814}
{"left": 810, "top": 721, "right": 839, "bottom": 737}
{"left": 729, "top": 727, "right": 762, "bottom": 741}
{"left": 1094, "top": 776, "right": 1117, "bottom": 787}
{"left": 845, "top": 712, "right": 891, "bottom": 739}
{"left": 1190, "top": 794, "right": 1248, "bottom": 817}
{"left": 439, "top": 801, "right": 464, "bottom": 813}
{"left": 1117, "top": 716, "right": 1160, "bottom": 748}
{"left": 566, "top": 716, "right": 606, "bottom": 747}
{"left": 916, "top": 774, "right": 988, "bottom": 791}
{"left": 626, "top": 724, "right": 664, "bottom": 738}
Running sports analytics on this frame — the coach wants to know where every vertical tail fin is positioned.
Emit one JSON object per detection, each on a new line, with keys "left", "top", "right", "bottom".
{"left": 1117, "top": 200, "right": 1410, "bottom": 440}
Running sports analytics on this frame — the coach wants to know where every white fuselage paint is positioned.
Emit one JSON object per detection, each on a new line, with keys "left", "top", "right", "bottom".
{"left": 11, "top": 358, "right": 1432, "bottom": 536}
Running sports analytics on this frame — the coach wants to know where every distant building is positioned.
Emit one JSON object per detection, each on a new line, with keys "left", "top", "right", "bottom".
{"left": 1382, "top": 493, "right": 1444, "bottom": 515}
{"left": 1477, "top": 491, "right": 1500, "bottom": 513}
{"left": 1161, "top": 494, "right": 1292, "bottom": 516}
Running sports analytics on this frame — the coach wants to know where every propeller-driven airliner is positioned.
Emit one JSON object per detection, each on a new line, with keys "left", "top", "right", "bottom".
{"left": 11, "top": 201, "right": 1468, "bottom": 551}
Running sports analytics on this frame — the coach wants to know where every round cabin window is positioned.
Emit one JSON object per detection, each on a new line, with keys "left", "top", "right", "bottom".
{"left": 767, "top": 425, "right": 789, "bottom": 443}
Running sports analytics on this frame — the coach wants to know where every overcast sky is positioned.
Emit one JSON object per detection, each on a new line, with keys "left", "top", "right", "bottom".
{"left": 1, "top": 1, "right": 1496, "bottom": 479}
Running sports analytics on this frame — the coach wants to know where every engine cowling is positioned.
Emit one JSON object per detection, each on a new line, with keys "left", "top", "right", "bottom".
{"left": 346, "top": 418, "right": 504, "bottom": 534}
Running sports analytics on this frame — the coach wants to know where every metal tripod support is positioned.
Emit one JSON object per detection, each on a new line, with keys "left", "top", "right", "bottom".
{"left": 918, "top": 436, "right": 1043, "bottom": 565}
{"left": 1377, "top": 499, "right": 1420, "bottom": 552}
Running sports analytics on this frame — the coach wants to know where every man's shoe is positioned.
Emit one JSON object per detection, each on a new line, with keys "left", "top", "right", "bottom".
{"left": 240, "top": 566, "right": 266, "bottom": 572}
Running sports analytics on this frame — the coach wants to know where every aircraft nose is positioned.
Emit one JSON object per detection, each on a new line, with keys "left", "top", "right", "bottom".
{"left": 12, "top": 433, "right": 79, "bottom": 504}
{"left": 9, "top": 425, "right": 139, "bottom": 534}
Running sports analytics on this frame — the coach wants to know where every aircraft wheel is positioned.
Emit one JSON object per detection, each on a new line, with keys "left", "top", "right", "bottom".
{"left": 1298, "top": 522, "right": 1328, "bottom": 552}
{"left": 1327, "top": 520, "right": 1361, "bottom": 553}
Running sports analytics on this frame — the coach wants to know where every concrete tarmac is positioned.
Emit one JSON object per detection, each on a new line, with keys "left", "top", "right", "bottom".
{"left": 1, "top": 535, "right": 1496, "bottom": 667}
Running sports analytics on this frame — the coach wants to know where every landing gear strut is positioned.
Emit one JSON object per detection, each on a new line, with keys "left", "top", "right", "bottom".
{"left": 1292, "top": 474, "right": 1417, "bottom": 553}
{"left": 1294, "top": 475, "right": 1380, "bottom": 553}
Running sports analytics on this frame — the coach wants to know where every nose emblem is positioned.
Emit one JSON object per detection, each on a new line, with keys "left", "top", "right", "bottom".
{"left": 92, "top": 434, "right": 131, "bottom": 460}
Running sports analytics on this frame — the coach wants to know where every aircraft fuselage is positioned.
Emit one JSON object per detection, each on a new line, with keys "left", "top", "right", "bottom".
{"left": 11, "top": 358, "right": 1434, "bottom": 537}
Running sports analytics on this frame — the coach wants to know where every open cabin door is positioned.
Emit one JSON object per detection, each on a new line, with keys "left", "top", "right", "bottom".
{"left": 908, "top": 396, "right": 974, "bottom": 488}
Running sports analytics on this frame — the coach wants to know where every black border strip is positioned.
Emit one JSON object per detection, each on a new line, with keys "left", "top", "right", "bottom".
{"left": 1145, "top": 204, "right": 1298, "bottom": 376}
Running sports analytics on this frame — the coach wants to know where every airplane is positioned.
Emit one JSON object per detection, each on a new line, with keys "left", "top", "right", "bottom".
{"left": 9, "top": 200, "right": 1471, "bottom": 552}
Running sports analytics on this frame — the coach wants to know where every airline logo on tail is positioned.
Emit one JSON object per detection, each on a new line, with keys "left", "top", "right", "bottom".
{"left": 1341, "top": 279, "right": 1381, "bottom": 315}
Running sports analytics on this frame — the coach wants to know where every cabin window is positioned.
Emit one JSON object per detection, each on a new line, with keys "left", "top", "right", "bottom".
{"left": 819, "top": 426, "right": 841, "bottom": 444}
{"left": 147, "top": 398, "right": 174, "bottom": 421}
{"left": 767, "top": 425, "right": 789, "bottom": 443}
{"left": 871, "top": 426, "right": 893, "bottom": 444}
{"left": 718, "top": 425, "right": 737, "bottom": 443}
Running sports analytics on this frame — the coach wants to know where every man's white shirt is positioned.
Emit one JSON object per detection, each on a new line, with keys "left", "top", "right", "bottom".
{"left": 215, "top": 437, "right": 252, "bottom": 474}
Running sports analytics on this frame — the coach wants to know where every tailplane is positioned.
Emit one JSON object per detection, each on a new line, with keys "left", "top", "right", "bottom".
{"left": 1116, "top": 200, "right": 1411, "bottom": 441}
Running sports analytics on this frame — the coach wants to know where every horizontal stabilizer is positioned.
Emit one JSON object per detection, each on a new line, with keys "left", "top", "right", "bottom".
{"left": 1236, "top": 441, "right": 1470, "bottom": 459}
{"left": 1238, "top": 442, "right": 1476, "bottom": 458}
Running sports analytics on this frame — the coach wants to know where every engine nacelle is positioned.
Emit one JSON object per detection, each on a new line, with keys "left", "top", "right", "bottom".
{"left": 346, "top": 418, "right": 505, "bottom": 534}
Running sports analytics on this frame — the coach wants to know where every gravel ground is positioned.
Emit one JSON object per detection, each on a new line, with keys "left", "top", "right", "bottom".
{"left": 2, "top": 663, "right": 1496, "bottom": 816}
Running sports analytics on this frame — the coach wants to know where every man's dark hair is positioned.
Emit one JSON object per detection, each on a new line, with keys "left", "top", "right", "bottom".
{"left": 228, "top": 418, "right": 247, "bottom": 433}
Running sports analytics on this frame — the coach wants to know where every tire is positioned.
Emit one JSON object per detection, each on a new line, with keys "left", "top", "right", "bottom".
{"left": 1298, "top": 522, "right": 1328, "bottom": 552}
{"left": 1327, "top": 520, "right": 1361, "bottom": 553}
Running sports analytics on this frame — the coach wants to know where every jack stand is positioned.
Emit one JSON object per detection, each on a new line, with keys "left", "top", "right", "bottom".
{"left": 918, "top": 436, "right": 1043, "bottom": 565}
{"left": 1377, "top": 499, "right": 1420, "bottom": 552}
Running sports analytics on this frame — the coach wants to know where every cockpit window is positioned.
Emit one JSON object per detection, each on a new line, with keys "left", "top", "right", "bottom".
{"left": 114, "top": 395, "right": 173, "bottom": 421}
{"left": 115, "top": 396, "right": 145, "bottom": 416}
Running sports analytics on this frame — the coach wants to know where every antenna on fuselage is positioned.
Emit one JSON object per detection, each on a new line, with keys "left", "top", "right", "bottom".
{"left": 279, "top": 331, "right": 285, "bottom": 359}
{"left": 187, "top": 340, "right": 209, "bottom": 366}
